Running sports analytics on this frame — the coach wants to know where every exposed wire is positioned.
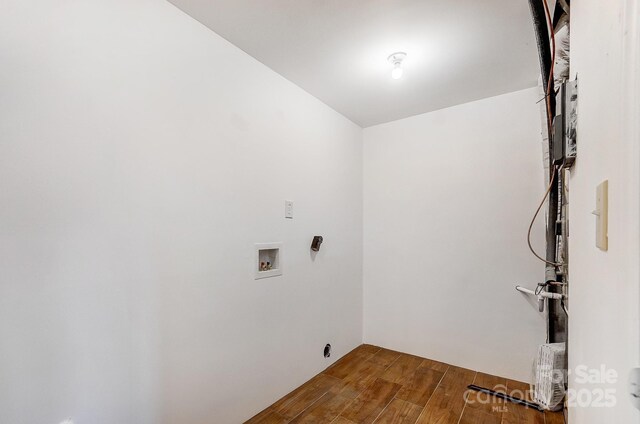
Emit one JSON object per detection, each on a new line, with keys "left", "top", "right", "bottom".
{"left": 527, "top": 165, "right": 564, "bottom": 267}
{"left": 542, "top": 0, "right": 557, "bottom": 129}
{"left": 526, "top": 0, "right": 562, "bottom": 267}
{"left": 561, "top": 300, "right": 569, "bottom": 316}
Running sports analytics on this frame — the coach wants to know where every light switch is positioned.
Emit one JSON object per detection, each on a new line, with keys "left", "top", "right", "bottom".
{"left": 285, "top": 200, "right": 293, "bottom": 219}
{"left": 592, "top": 180, "right": 608, "bottom": 251}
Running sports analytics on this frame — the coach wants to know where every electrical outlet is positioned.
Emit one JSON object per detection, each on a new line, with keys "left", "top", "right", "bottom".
{"left": 630, "top": 368, "right": 640, "bottom": 410}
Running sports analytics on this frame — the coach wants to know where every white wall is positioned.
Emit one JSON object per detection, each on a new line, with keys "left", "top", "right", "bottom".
{"left": 568, "top": 0, "right": 640, "bottom": 422}
{"left": 363, "top": 87, "right": 547, "bottom": 382}
{"left": 0, "top": 1, "right": 363, "bottom": 423}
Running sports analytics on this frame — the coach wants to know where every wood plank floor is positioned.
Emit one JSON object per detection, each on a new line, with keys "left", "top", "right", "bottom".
{"left": 245, "top": 345, "right": 565, "bottom": 424}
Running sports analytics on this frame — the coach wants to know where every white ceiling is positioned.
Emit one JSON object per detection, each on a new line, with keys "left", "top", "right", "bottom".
{"left": 168, "top": 0, "right": 540, "bottom": 127}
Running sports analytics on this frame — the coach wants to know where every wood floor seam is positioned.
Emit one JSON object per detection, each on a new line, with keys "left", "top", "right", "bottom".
{"left": 368, "top": 393, "right": 395, "bottom": 424}
{"left": 413, "top": 362, "right": 449, "bottom": 423}
{"left": 456, "top": 401, "right": 468, "bottom": 424}
{"left": 288, "top": 388, "right": 333, "bottom": 422}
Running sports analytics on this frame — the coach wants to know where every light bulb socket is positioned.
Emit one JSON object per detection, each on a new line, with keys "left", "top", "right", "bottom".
{"left": 388, "top": 52, "right": 407, "bottom": 79}
{"left": 387, "top": 52, "right": 407, "bottom": 66}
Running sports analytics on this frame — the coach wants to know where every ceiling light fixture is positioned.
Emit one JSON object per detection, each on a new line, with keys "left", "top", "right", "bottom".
{"left": 388, "top": 52, "right": 407, "bottom": 80}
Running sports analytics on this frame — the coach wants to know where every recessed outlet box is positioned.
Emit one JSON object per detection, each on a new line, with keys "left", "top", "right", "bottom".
{"left": 255, "top": 243, "right": 283, "bottom": 279}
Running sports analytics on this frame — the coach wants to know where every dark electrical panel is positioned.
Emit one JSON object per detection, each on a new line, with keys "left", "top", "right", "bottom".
{"left": 552, "top": 79, "right": 578, "bottom": 167}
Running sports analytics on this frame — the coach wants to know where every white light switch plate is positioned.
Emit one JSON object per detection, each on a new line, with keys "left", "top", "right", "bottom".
{"left": 593, "top": 180, "right": 608, "bottom": 251}
{"left": 285, "top": 200, "right": 293, "bottom": 219}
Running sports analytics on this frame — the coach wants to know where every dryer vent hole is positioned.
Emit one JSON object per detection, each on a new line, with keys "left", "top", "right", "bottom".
{"left": 324, "top": 344, "right": 331, "bottom": 358}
